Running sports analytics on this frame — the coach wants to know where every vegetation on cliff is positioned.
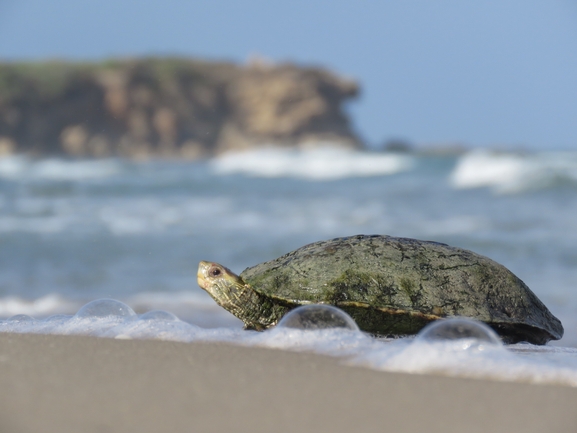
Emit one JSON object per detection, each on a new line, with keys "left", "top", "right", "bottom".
{"left": 0, "top": 58, "right": 361, "bottom": 158}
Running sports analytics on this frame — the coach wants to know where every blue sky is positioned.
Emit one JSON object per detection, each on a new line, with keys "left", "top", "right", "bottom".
{"left": 1, "top": 0, "right": 576, "bottom": 149}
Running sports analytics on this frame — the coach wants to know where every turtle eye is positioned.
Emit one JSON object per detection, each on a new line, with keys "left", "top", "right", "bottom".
{"left": 209, "top": 266, "right": 222, "bottom": 277}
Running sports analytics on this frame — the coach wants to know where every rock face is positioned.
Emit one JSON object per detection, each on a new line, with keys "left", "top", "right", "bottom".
{"left": 0, "top": 58, "right": 361, "bottom": 158}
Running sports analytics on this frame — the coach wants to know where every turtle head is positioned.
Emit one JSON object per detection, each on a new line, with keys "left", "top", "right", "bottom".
{"left": 197, "top": 261, "right": 284, "bottom": 331}
{"left": 197, "top": 261, "right": 246, "bottom": 307}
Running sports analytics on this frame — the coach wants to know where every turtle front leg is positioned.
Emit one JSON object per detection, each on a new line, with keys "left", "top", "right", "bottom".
{"left": 243, "top": 322, "right": 266, "bottom": 331}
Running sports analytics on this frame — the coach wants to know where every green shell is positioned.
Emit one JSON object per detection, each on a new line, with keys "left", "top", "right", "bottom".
{"left": 240, "top": 235, "right": 563, "bottom": 344}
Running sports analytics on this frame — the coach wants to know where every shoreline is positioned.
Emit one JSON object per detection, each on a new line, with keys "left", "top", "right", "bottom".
{"left": 1, "top": 333, "right": 576, "bottom": 433}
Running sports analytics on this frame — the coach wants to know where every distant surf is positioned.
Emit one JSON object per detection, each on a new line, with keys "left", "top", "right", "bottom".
{"left": 210, "top": 147, "right": 415, "bottom": 180}
{"left": 0, "top": 156, "right": 123, "bottom": 181}
{"left": 450, "top": 149, "right": 577, "bottom": 194}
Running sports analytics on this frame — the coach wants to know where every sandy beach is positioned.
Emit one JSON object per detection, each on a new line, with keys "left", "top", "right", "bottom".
{"left": 0, "top": 333, "right": 575, "bottom": 433}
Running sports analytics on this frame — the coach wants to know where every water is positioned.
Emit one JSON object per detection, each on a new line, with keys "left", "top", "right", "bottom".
{"left": 3, "top": 301, "right": 577, "bottom": 387}
{"left": 1, "top": 146, "right": 577, "bottom": 385}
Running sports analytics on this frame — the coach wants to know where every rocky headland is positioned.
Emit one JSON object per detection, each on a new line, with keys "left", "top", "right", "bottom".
{"left": 0, "top": 58, "right": 362, "bottom": 159}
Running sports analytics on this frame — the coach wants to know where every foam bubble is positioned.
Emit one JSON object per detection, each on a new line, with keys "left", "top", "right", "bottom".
{"left": 416, "top": 318, "right": 503, "bottom": 349}
{"left": 138, "top": 310, "right": 179, "bottom": 321}
{"left": 74, "top": 299, "right": 136, "bottom": 319}
{"left": 8, "top": 314, "right": 35, "bottom": 322}
{"left": 277, "top": 305, "right": 360, "bottom": 331}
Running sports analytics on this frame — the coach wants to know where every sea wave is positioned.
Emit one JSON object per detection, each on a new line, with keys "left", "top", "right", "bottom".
{"left": 210, "top": 147, "right": 415, "bottom": 180}
{"left": 0, "top": 156, "right": 123, "bottom": 181}
{"left": 0, "top": 294, "right": 80, "bottom": 317}
{"left": 0, "top": 292, "right": 243, "bottom": 328}
{"left": 450, "top": 150, "right": 577, "bottom": 193}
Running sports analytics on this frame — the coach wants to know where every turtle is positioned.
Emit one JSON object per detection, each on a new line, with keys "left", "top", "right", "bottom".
{"left": 197, "top": 234, "right": 563, "bottom": 344}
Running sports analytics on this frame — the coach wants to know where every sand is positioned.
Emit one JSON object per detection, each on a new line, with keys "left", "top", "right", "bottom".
{"left": 0, "top": 333, "right": 576, "bottom": 433}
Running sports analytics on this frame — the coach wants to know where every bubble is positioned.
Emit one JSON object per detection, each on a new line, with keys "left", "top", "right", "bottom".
{"left": 74, "top": 299, "right": 136, "bottom": 319}
{"left": 8, "top": 314, "right": 35, "bottom": 322}
{"left": 416, "top": 317, "right": 502, "bottom": 347}
{"left": 138, "top": 310, "right": 179, "bottom": 321}
{"left": 277, "top": 304, "right": 359, "bottom": 331}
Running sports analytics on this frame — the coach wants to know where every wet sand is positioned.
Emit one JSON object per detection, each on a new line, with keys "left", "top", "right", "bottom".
{"left": 0, "top": 333, "right": 576, "bottom": 433}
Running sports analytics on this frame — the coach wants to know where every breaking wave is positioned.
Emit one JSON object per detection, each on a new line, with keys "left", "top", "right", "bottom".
{"left": 210, "top": 147, "right": 415, "bottom": 180}
{"left": 450, "top": 149, "right": 577, "bottom": 194}
{"left": 0, "top": 156, "right": 123, "bottom": 181}
{"left": 0, "top": 292, "right": 242, "bottom": 328}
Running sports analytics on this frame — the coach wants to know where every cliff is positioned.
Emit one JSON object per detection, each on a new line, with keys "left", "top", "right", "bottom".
{"left": 0, "top": 58, "right": 362, "bottom": 159}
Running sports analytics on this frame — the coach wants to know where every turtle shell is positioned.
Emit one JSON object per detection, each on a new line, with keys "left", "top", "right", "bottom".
{"left": 240, "top": 235, "right": 563, "bottom": 344}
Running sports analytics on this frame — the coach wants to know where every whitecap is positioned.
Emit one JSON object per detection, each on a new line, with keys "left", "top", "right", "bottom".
{"left": 0, "top": 294, "right": 79, "bottom": 318}
{"left": 31, "top": 158, "right": 123, "bottom": 180}
{"left": 450, "top": 149, "right": 577, "bottom": 194}
{"left": 0, "top": 156, "right": 123, "bottom": 181}
{"left": 0, "top": 155, "right": 29, "bottom": 179}
{"left": 210, "top": 147, "right": 415, "bottom": 180}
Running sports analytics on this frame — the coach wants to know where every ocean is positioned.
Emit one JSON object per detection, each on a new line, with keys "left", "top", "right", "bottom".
{"left": 1, "top": 146, "right": 577, "bottom": 385}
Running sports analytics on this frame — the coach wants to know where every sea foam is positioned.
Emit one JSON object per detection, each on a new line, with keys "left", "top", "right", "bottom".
{"left": 0, "top": 156, "right": 123, "bottom": 181}
{"left": 450, "top": 149, "right": 577, "bottom": 193}
{"left": 210, "top": 147, "right": 415, "bottom": 180}
{"left": 2, "top": 299, "right": 577, "bottom": 388}
{"left": 0, "top": 294, "right": 79, "bottom": 317}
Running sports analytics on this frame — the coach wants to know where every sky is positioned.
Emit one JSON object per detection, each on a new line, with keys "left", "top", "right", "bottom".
{"left": 0, "top": 0, "right": 576, "bottom": 150}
